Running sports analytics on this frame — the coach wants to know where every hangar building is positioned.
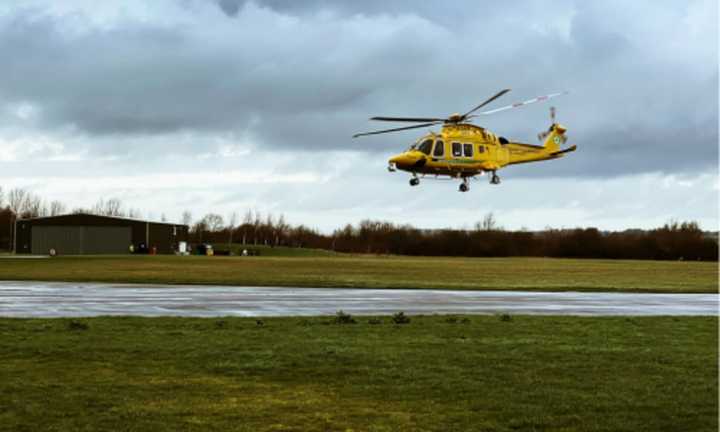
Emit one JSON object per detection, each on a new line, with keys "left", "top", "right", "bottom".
{"left": 15, "top": 213, "right": 189, "bottom": 255}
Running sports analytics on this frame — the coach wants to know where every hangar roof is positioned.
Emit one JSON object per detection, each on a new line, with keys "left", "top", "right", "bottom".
{"left": 18, "top": 213, "right": 186, "bottom": 228}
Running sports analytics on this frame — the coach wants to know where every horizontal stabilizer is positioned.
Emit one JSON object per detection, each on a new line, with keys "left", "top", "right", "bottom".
{"left": 549, "top": 145, "right": 577, "bottom": 156}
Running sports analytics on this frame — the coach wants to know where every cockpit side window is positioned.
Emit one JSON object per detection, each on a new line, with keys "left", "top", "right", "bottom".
{"left": 452, "top": 142, "right": 462, "bottom": 157}
{"left": 418, "top": 139, "right": 433, "bottom": 155}
{"left": 433, "top": 140, "right": 444, "bottom": 157}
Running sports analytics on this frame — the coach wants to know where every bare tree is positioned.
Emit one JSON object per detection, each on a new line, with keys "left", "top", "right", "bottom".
{"left": 160, "top": 213, "right": 167, "bottom": 222}
{"left": 108, "top": 198, "right": 124, "bottom": 216}
{"left": 92, "top": 198, "right": 124, "bottom": 217}
{"left": 91, "top": 199, "right": 104, "bottom": 215}
{"left": 8, "top": 188, "right": 28, "bottom": 215}
{"left": 275, "top": 214, "right": 288, "bottom": 246}
{"left": 201, "top": 213, "right": 225, "bottom": 232}
{"left": 38, "top": 199, "right": 49, "bottom": 217}
{"left": 23, "top": 195, "right": 43, "bottom": 218}
{"left": 242, "top": 209, "right": 253, "bottom": 245}
{"left": 10, "top": 190, "right": 44, "bottom": 218}
{"left": 253, "top": 209, "right": 261, "bottom": 245}
{"left": 49, "top": 201, "right": 66, "bottom": 216}
{"left": 264, "top": 213, "right": 274, "bottom": 245}
{"left": 227, "top": 211, "right": 238, "bottom": 246}
{"left": 7, "top": 188, "right": 29, "bottom": 253}
{"left": 193, "top": 220, "right": 208, "bottom": 243}
{"left": 0, "top": 186, "right": 4, "bottom": 208}
{"left": 181, "top": 211, "right": 192, "bottom": 227}
{"left": 476, "top": 212, "right": 499, "bottom": 231}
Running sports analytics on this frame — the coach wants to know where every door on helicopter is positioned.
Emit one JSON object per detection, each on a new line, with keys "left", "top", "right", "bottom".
{"left": 431, "top": 139, "right": 445, "bottom": 161}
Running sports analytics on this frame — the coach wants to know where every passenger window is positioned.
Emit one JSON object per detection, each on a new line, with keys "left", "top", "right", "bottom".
{"left": 478, "top": 145, "right": 485, "bottom": 153}
{"left": 418, "top": 139, "right": 433, "bottom": 155}
{"left": 463, "top": 143, "right": 473, "bottom": 157}
{"left": 433, "top": 140, "right": 444, "bottom": 157}
{"left": 452, "top": 142, "right": 462, "bottom": 157}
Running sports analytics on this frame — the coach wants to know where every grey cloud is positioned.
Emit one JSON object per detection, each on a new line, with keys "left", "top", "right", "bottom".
{"left": 217, "top": 0, "right": 242, "bottom": 17}
{"left": 214, "top": 0, "right": 470, "bottom": 23}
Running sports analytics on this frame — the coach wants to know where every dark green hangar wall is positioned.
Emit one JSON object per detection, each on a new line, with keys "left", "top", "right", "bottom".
{"left": 15, "top": 214, "right": 189, "bottom": 255}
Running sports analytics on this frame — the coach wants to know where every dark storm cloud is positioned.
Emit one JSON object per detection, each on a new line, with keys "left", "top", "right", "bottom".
{"left": 214, "top": 0, "right": 474, "bottom": 27}
{"left": 217, "top": 0, "right": 242, "bottom": 17}
{"left": 0, "top": 0, "right": 716, "bottom": 176}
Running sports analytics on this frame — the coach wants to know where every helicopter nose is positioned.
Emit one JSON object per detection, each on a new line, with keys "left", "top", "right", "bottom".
{"left": 389, "top": 153, "right": 419, "bottom": 167}
{"left": 389, "top": 154, "right": 404, "bottom": 164}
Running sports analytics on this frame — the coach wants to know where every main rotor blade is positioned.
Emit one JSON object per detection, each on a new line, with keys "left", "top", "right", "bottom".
{"left": 477, "top": 91, "right": 568, "bottom": 116}
{"left": 462, "top": 88, "right": 512, "bottom": 118}
{"left": 352, "top": 122, "right": 441, "bottom": 138}
{"left": 370, "top": 116, "right": 447, "bottom": 123}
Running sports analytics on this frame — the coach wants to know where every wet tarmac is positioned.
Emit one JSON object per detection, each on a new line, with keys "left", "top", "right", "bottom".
{"left": 0, "top": 281, "right": 717, "bottom": 317}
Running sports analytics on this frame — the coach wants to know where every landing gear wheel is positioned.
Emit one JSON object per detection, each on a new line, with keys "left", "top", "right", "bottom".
{"left": 459, "top": 178, "right": 470, "bottom": 192}
{"left": 409, "top": 177, "right": 420, "bottom": 187}
{"left": 490, "top": 173, "right": 501, "bottom": 185}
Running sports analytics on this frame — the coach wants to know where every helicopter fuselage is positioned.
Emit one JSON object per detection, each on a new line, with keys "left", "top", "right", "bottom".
{"left": 388, "top": 123, "right": 574, "bottom": 179}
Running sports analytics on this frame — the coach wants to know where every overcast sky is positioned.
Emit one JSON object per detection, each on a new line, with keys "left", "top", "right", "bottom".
{"left": 0, "top": 0, "right": 717, "bottom": 231}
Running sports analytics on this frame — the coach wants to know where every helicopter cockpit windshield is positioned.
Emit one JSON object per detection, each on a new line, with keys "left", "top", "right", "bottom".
{"left": 410, "top": 138, "right": 433, "bottom": 155}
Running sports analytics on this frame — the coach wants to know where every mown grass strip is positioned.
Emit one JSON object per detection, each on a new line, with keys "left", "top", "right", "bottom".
{"left": 0, "top": 255, "right": 716, "bottom": 293}
{"left": 0, "top": 315, "right": 716, "bottom": 431}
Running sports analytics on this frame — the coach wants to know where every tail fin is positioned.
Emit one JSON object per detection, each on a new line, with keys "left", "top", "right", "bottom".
{"left": 541, "top": 123, "right": 567, "bottom": 153}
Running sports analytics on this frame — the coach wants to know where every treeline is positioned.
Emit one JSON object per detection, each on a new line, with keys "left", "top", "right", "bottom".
{"left": 325, "top": 219, "right": 718, "bottom": 261}
{"left": 187, "top": 210, "right": 319, "bottom": 249}
{"left": 190, "top": 212, "right": 717, "bottom": 261}
{"left": 0, "top": 186, "right": 717, "bottom": 261}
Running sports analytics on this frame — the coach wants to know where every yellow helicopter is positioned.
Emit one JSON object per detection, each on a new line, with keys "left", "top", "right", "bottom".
{"left": 353, "top": 89, "right": 576, "bottom": 192}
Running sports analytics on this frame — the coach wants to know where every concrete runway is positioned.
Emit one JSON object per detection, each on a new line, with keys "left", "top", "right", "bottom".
{"left": 0, "top": 281, "right": 717, "bottom": 317}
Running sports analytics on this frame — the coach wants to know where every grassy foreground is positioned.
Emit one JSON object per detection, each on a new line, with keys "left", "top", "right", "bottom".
{"left": 0, "top": 255, "right": 717, "bottom": 292}
{"left": 0, "top": 315, "right": 716, "bottom": 431}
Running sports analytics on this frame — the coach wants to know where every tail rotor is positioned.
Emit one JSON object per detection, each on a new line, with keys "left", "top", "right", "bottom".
{"left": 538, "top": 106, "right": 558, "bottom": 142}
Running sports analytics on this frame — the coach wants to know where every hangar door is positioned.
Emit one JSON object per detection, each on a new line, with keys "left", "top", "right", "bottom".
{"left": 32, "top": 226, "right": 131, "bottom": 255}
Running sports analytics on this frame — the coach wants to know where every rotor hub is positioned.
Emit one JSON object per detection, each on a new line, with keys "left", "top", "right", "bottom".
{"left": 447, "top": 113, "right": 464, "bottom": 123}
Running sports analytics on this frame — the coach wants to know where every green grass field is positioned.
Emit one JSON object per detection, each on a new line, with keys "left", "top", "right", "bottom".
{"left": 220, "top": 244, "right": 341, "bottom": 257}
{"left": 0, "top": 315, "right": 716, "bottom": 431}
{"left": 0, "top": 255, "right": 716, "bottom": 292}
